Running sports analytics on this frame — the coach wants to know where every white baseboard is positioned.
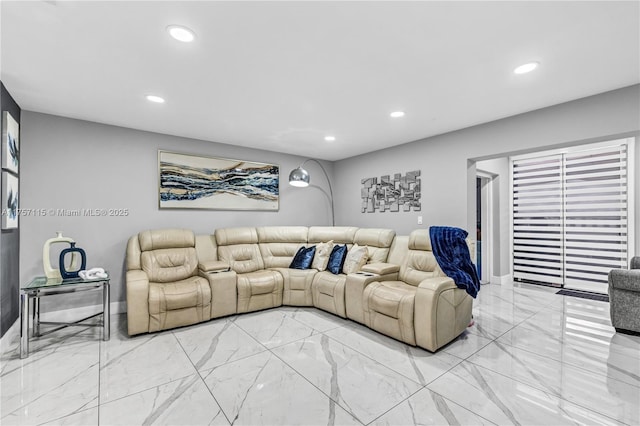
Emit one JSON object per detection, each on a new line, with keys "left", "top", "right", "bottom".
{"left": 490, "top": 274, "right": 513, "bottom": 285}
{"left": 0, "top": 301, "right": 126, "bottom": 350}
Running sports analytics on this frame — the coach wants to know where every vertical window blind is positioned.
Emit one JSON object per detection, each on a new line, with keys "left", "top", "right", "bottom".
{"left": 512, "top": 140, "right": 632, "bottom": 292}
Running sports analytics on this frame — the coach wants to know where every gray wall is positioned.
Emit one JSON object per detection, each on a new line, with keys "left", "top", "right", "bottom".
{"left": 0, "top": 82, "right": 21, "bottom": 337}
{"left": 334, "top": 84, "right": 640, "bottom": 258}
{"left": 20, "top": 112, "right": 334, "bottom": 309}
{"left": 17, "top": 84, "right": 640, "bottom": 316}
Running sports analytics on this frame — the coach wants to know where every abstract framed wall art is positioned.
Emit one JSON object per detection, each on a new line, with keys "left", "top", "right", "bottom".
{"left": 158, "top": 151, "right": 279, "bottom": 211}
{"left": 2, "top": 111, "right": 19, "bottom": 175}
{"left": 2, "top": 172, "right": 19, "bottom": 229}
{"left": 361, "top": 170, "right": 421, "bottom": 212}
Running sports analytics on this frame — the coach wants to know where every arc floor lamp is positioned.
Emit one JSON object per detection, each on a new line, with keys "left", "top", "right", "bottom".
{"left": 289, "top": 159, "right": 335, "bottom": 226}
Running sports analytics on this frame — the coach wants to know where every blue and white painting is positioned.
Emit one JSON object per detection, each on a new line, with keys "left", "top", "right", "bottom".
{"left": 159, "top": 151, "right": 279, "bottom": 210}
{"left": 2, "top": 172, "right": 18, "bottom": 229}
{"left": 2, "top": 111, "right": 19, "bottom": 175}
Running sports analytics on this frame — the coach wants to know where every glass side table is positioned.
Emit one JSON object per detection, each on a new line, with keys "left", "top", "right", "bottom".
{"left": 20, "top": 274, "right": 110, "bottom": 359}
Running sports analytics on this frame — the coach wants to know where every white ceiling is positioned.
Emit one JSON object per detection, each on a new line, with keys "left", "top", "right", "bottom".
{"left": 1, "top": 1, "right": 638, "bottom": 161}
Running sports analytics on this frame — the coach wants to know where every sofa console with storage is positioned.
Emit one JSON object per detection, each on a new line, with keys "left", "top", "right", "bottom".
{"left": 125, "top": 226, "right": 474, "bottom": 352}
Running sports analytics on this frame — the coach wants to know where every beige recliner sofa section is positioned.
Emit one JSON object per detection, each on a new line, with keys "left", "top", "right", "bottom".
{"left": 126, "top": 226, "right": 474, "bottom": 352}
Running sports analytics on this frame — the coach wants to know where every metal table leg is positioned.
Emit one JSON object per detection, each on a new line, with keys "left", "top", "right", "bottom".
{"left": 20, "top": 292, "right": 29, "bottom": 359}
{"left": 103, "top": 281, "right": 110, "bottom": 341}
{"left": 33, "top": 295, "right": 40, "bottom": 337}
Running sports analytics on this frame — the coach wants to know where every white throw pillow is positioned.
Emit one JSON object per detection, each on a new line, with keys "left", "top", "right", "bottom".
{"left": 342, "top": 244, "right": 369, "bottom": 274}
{"left": 312, "top": 240, "right": 334, "bottom": 271}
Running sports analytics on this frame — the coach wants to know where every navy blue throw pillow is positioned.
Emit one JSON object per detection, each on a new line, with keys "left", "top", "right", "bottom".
{"left": 327, "top": 244, "right": 348, "bottom": 274}
{"left": 290, "top": 246, "right": 316, "bottom": 269}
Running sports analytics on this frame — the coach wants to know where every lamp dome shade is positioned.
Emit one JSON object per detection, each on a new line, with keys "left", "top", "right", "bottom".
{"left": 289, "top": 166, "right": 310, "bottom": 187}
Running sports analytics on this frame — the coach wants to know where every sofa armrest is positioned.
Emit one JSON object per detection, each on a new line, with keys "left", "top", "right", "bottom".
{"left": 414, "top": 276, "right": 473, "bottom": 352}
{"left": 609, "top": 269, "right": 640, "bottom": 292}
{"left": 361, "top": 262, "right": 400, "bottom": 275}
{"left": 199, "top": 270, "right": 237, "bottom": 318}
{"left": 631, "top": 256, "right": 640, "bottom": 270}
{"left": 199, "top": 260, "right": 230, "bottom": 273}
{"left": 345, "top": 271, "right": 399, "bottom": 324}
{"left": 126, "top": 270, "right": 150, "bottom": 336}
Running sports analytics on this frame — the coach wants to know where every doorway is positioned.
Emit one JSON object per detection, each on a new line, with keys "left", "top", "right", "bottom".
{"left": 476, "top": 174, "right": 492, "bottom": 283}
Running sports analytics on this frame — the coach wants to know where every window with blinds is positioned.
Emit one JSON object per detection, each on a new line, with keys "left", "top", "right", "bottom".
{"left": 512, "top": 139, "right": 633, "bottom": 293}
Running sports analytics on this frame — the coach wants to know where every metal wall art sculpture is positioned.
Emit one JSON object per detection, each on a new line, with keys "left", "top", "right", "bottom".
{"left": 361, "top": 170, "right": 421, "bottom": 213}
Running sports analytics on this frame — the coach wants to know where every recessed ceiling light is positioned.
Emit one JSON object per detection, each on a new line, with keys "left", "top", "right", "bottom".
{"left": 145, "top": 95, "right": 165, "bottom": 103}
{"left": 324, "top": 136, "right": 336, "bottom": 142}
{"left": 390, "top": 111, "right": 405, "bottom": 118}
{"left": 514, "top": 62, "right": 539, "bottom": 74}
{"left": 167, "top": 25, "right": 195, "bottom": 43}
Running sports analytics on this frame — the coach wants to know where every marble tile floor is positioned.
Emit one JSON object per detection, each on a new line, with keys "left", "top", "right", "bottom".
{"left": 1, "top": 282, "right": 638, "bottom": 425}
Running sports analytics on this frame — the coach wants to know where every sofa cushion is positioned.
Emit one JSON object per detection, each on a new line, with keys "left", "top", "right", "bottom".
{"left": 257, "top": 226, "right": 309, "bottom": 268}
{"left": 308, "top": 226, "right": 358, "bottom": 245}
{"left": 364, "top": 281, "right": 417, "bottom": 345}
{"left": 312, "top": 271, "right": 347, "bottom": 318}
{"left": 215, "top": 227, "right": 258, "bottom": 246}
{"left": 342, "top": 244, "right": 368, "bottom": 274}
{"left": 290, "top": 246, "right": 316, "bottom": 269}
{"left": 311, "top": 240, "right": 334, "bottom": 271}
{"left": 141, "top": 247, "right": 198, "bottom": 283}
{"left": 218, "top": 244, "right": 265, "bottom": 274}
{"left": 139, "top": 229, "right": 195, "bottom": 251}
{"left": 327, "top": 244, "right": 348, "bottom": 274}
{"left": 399, "top": 250, "right": 439, "bottom": 286}
{"left": 148, "top": 276, "right": 211, "bottom": 332}
{"left": 355, "top": 228, "right": 396, "bottom": 263}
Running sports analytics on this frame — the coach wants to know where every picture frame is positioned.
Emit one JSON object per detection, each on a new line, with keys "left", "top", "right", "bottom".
{"left": 2, "top": 111, "right": 19, "bottom": 174}
{"left": 158, "top": 150, "right": 279, "bottom": 211}
{"left": 2, "top": 171, "right": 19, "bottom": 229}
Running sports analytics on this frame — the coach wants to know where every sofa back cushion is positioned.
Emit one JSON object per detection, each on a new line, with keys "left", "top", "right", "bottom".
{"left": 214, "top": 227, "right": 258, "bottom": 246}
{"left": 399, "top": 229, "right": 439, "bottom": 286}
{"left": 257, "top": 226, "right": 308, "bottom": 268}
{"left": 354, "top": 228, "right": 395, "bottom": 263}
{"left": 215, "top": 227, "right": 264, "bottom": 274}
{"left": 308, "top": 226, "right": 358, "bottom": 245}
{"left": 141, "top": 247, "right": 199, "bottom": 283}
{"left": 218, "top": 244, "right": 265, "bottom": 274}
{"left": 139, "top": 228, "right": 196, "bottom": 251}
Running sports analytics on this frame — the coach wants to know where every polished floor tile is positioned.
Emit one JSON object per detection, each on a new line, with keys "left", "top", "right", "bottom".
{"left": 99, "top": 374, "right": 229, "bottom": 425}
{"left": 0, "top": 345, "right": 99, "bottom": 425}
{"left": 372, "top": 387, "right": 495, "bottom": 425}
{"left": 468, "top": 341, "right": 639, "bottom": 424}
{"left": 1, "top": 282, "right": 638, "bottom": 425}
{"left": 428, "top": 361, "right": 626, "bottom": 425}
{"left": 99, "top": 332, "right": 197, "bottom": 404}
{"left": 232, "top": 309, "right": 317, "bottom": 348}
{"left": 173, "top": 318, "right": 267, "bottom": 371}
{"left": 272, "top": 333, "right": 422, "bottom": 424}
{"left": 325, "top": 323, "right": 462, "bottom": 386}
{"left": 201, "top": 351, "right": 361, "bottom": 425}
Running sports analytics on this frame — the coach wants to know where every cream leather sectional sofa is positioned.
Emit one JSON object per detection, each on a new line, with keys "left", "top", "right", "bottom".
{"left": 126, "top": 226, "right": 473, "bottom": 352}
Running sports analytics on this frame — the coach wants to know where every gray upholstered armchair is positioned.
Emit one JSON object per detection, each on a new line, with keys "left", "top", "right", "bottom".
{"left": 608, "top": 257, "right": 640, "bottom": 334}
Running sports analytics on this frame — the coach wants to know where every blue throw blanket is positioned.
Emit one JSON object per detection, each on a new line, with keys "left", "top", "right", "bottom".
{"left": 429, "top": 226, "right": 480, "bottom": 298}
